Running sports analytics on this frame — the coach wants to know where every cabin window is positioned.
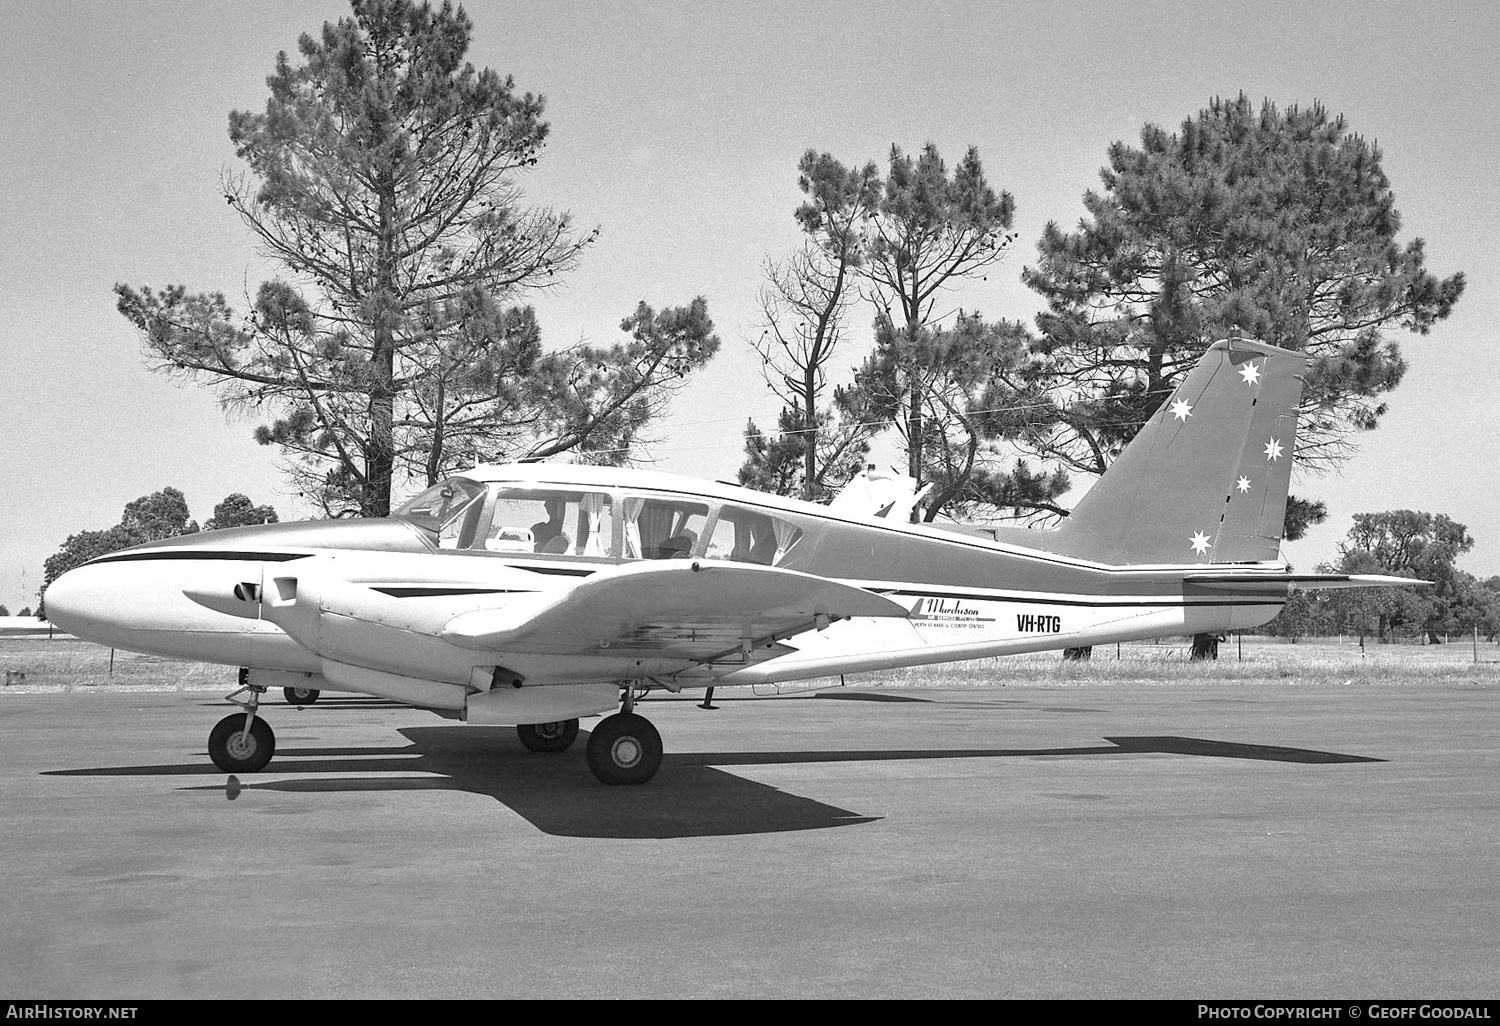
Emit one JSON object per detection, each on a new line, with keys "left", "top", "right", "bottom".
{"left": 621, "top": 497, "right": 709, "bottom": 559}
{"left": 479, "top": 488, "right": 615, "bottom": 558}
{"left": 703, "top": 505, "right": 804, "bottom": 566}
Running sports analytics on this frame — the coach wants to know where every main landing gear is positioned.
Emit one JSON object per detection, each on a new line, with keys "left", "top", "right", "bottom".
{"left": 206, "top": 674, "right": 667, "bottom": 785}
{"left": 584, "top": 683, "right": 663, "bottom": 786}
{"left": 209, "top": 683, "right": 276, "bottom": 773}
{"left": 283, "top": 685, "right": 320, "bottom": 705}
{"left": 516, "top": 719, "right": 579, "bottom": 752}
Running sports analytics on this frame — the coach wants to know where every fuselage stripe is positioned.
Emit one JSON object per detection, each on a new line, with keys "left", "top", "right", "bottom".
{"left": 877, "top": 588, "right": 1285, "bottom": 609}
{"left": 88, "top": 550, "right": 314, "bottom": 566}
{"left": 371, "top": 586, "right": 536, "bottom": 598}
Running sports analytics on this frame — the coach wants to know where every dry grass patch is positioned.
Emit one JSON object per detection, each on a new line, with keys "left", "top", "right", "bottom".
{"left": 0, "top": 638, "right": 224, "bottom": 692}
{"left": 4, "top": 635, "right": 1497, "bottom": 695}
{"left": 841, "top": 637, "right": 1500, "bottom": 689}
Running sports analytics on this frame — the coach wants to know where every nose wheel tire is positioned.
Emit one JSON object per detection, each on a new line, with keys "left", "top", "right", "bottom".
{"left": 209, "top": 714, "right": 276, "bottom": 773}
{"left": 283, "top": 686, "right": 320, "bottom": 705}
{"left": 585, "top": 712, "right": 663, "bottom": 785}
{"left": 516, "top": 718, "right": 580, "bottom": 753}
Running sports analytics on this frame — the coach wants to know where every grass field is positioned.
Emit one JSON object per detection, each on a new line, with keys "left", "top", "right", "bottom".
{"left": 0, "top": 637, "right": 226, "bottom": 691}
{"left": 3, "top": 634, "right": 1498, "bottom": 693}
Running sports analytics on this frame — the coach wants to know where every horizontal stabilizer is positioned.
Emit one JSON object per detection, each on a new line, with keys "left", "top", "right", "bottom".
{"left": 1286, "top": 574, "right": 1432, "bottom": 592}
{"left": 442, "top": 560, "right": 909, "bottom": 661}
{"left": 1185, "top": 572, "right": 1430, "bottom": 592}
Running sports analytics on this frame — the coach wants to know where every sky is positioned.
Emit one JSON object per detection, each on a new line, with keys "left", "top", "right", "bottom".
{"left": 2, "top": 0, "right": 1496, "bottom": 611}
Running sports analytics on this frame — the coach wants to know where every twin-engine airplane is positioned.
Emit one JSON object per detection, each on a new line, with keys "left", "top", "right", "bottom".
{"left": 46, "top": 338, "right": 1422, "bottom": 784}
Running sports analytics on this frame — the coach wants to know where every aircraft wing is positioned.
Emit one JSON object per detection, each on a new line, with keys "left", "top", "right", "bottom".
{"left": 1184, "top": 572, "right": 1431, "bottom": 592}
{"left": 441, "top": 560, "right": 910, "bottom": 663}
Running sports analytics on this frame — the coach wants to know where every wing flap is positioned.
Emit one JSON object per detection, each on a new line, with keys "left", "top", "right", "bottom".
{"left": 441, "top": 561, "right": 909, "bottom": 659}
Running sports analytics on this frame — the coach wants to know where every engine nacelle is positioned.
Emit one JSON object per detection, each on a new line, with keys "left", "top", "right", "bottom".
{"left": 319, "top": 660, "right": 469, "bottom": 710}
{"left": 464, "top": 681, "right": 619, "bottom": 725}
{"left": 245, "top": 668, "right": 328, "bottom": 691}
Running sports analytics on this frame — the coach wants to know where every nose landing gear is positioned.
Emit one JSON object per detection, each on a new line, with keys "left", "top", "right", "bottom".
{"left": 209, "top": 682, "right": 276, "bottom": 773}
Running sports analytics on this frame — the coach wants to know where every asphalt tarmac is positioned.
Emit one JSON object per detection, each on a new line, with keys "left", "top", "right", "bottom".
{"left": 1, "top": 682, "right": 1496, "bottom": 999}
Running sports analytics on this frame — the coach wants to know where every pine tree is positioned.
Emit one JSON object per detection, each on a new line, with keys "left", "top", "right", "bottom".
{"left": 1018, "top": 95, "right": 1464, "bottom": 488}
{"left": 115, "top": 0, "right": 716, "bottom": 516}
{"left": 741, "top": 151, "right": 880, "bottom": 501}
{"left": 855, "top": 145, "right": 1019, "bottom": 511}
{"left": 205, "top": 494, "right": 280, "bottom": 531}
{"left": 850, "top": 309, "right": 1052, "bottom": 521}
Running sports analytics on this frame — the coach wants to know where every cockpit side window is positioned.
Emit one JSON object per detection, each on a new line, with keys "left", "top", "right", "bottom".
{"left": 480, "top": 488, "right": 616, "bottom": 558}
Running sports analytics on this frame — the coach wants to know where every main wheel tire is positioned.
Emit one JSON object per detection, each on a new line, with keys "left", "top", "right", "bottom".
{"left": 283, "top": 686, "right": 321, "bottom": 705}
{"left": 516, "top": 718, "right": 579, "bottom": 753}
{"left": 209, "top": 714, "right": 276, "bottom": 773}
{"left": 585, "top": 713, "right": 663, "bottom": 785}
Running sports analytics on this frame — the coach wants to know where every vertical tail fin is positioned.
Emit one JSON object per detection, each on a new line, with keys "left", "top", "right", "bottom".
{"left": 1051, "top": 338, "right": 1305, "bottom": 565}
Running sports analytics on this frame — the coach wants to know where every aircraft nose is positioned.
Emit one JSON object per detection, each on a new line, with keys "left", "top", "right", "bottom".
{"left": 43, "top": 563, "right": 119, "bottom": 641}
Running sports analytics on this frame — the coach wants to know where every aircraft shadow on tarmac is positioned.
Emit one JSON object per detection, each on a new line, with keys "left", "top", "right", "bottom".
{"left": 41, "top": 727, "right": 1383, "bottom": 840}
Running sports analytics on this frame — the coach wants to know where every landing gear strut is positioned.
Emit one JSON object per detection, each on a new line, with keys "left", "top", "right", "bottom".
{"left": 585, "top": 683, "right": 663, "bottom": 785}
{"left": 209, "top": 683, "right": 276, "bottom": 772}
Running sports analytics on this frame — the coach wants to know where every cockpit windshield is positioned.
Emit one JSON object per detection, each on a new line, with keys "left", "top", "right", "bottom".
{"left": 393, "top": 477, "right": 488, "bottom": 538}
